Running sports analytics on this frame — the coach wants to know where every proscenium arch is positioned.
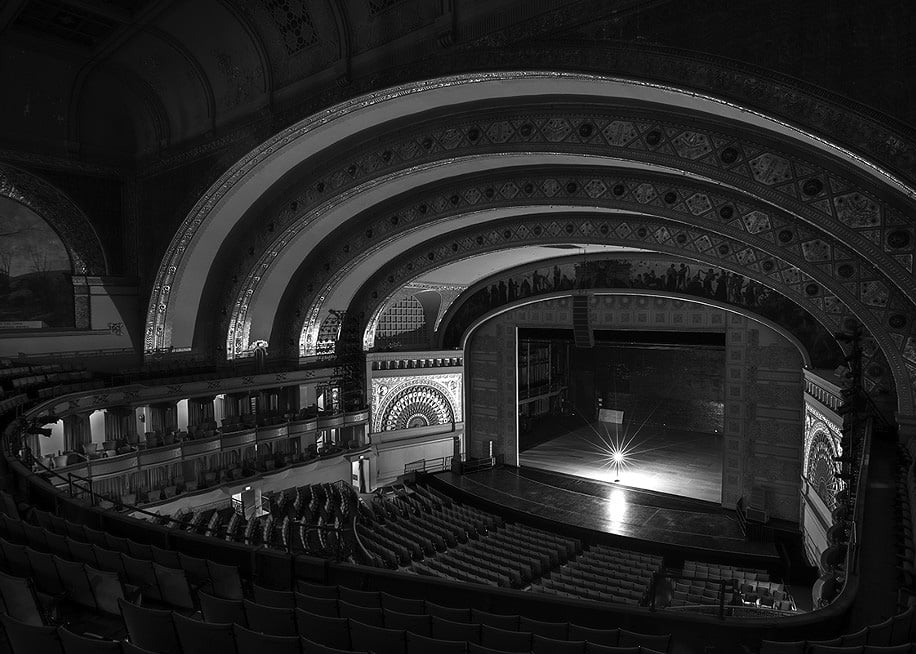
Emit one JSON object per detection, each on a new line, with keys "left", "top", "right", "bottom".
{"left": 0, "top": 163, "right": 108, "bottom": 275}
{"left": 342, "top": 213, "right": 901, "bottom": 404}
{"left": 145, "top": 71, "right": 916, "bottom": 357}
{"left": 456, "top": 290, "right": 815, "bottom": 371}
{"left": 432, "top": 252, "right": 839, "bottom": 367}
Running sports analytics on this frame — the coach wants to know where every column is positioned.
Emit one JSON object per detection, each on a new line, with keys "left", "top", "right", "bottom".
{"left": 189, "top": 396, "right": 215, "bottom": 427}
{"left": 63, "top": 412, "right": 91, "bottom": 454}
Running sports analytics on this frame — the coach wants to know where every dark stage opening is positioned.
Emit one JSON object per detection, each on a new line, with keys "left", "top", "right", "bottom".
{"left": 517, "top": 328, "right": 726, "bottom": 503}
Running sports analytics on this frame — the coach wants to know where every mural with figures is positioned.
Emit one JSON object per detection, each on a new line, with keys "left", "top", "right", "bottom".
{"left": 441, "top": 256, "right": 843, "bottom": 369}
{"left": 0, "top": 197, "right": 73, "bottom": 328}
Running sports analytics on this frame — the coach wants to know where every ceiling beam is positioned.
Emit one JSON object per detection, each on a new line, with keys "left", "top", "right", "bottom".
{"left": 0, "top": 0, "right": 31, "bottom": 35}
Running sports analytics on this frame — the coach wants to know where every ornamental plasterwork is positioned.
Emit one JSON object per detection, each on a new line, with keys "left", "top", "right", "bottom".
{"left": 344, "top": 210, "right": 903, "bottom": 405}
{"left": 0, "top": 163, "right": 107, "bottom": 275}
{"left": 804, "top": 404, "right": 843, "bottom": 476}
{"left": 147, "top": 72, "right": 916, "bottom": 358}
{"left": 238, "top": 124, "right": 916, "bottom": 361}
{"left": 270, "top": 167, "right": 912, "bottom": 360}
{"left": 370, "top": 373, "right": 462, "bottom": 433}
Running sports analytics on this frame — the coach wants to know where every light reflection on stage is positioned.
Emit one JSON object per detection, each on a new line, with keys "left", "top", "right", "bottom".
{"left": 519, "top": 419, "right": 723, "bottom": 503}
{"left": 605, "top": 488, "right": 627, "bottom": 529}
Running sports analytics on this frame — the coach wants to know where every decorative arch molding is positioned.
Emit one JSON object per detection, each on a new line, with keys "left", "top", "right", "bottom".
{"left": 804, "top": 404, "right": 844, "bottom": 511}
{"left": 433, "top": 254, "right": 834, "bottom": 367}
{"left": 370, "top": 375, "right": 460, "bottom": 433}
{"left": 276, "top": 165, "right": 915, "bottom": 361}
{"left": 342, "top": 212, "right": 905, "bottom": 409}
{"left": 0, "top": 163, "right": 107, "bottom": 275}
{"left": 144, "top": 71, "right": 916, "bottom": 361}
{"left": 458, "top": 289, "right": 816, "bottom": 372}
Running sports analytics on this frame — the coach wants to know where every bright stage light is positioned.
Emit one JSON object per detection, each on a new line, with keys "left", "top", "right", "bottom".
{"left": 612, "top": 451, "right": 624, "bottom": 464}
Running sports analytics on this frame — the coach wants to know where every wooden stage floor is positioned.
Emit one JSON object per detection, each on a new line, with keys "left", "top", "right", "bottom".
{"left": 519, "top": 421, "right": 723, "bottom": 503}
{"left": 430, "top": 466, "right": 780, "bottom": 562}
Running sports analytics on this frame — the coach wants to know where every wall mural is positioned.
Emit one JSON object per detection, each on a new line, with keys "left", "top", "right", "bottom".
{"left": 370, "top": 373, "right": 462, "bottom": 433}
{"left": 442, "top": 256, "right": 843, "bottom": 369}
{"left": 0, "top": 197, "right": 73, "bottom": 328}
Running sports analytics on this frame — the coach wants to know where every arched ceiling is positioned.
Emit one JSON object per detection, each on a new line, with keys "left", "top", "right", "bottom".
{"left": 143, "top": 71, "right": 916, "bottom": 415}
{"left": 1, "top": 0, "right": 914, "bottom": 174}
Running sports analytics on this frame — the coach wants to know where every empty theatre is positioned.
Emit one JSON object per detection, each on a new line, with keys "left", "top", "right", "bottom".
{"left": 1, "top": 1, "right": 915, "bottom": 653}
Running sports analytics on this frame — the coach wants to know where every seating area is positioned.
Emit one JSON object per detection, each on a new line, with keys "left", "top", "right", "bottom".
{"left": 760, "top": 606, "right": 916, "bottom": 653}
{"left": 354, "top": 482, "right": 581, "bottom": 591}
{"left": 140, "top": 480, "right": 365, "bottom": 563}
{"left": 0, "top": 571, "right": 675, "bottom": 654}
{"left": 530, "top": 544, "right": 662, "bottom": 606}
{"left": 661, "top": 561, "right": 796, "bottom": 612}
{"left": 0, "top": 360, "right": 98, "bottom": 404}
{"left": 0, "top": 506, "right": 244, "bottom": 614}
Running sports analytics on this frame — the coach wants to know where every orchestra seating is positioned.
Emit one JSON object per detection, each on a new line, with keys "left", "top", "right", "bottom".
{"left": 664, "top": 561, "right": 796, "bottom": 612}
{"left": 531, "top": 545, "right": 661, "bottom": 606}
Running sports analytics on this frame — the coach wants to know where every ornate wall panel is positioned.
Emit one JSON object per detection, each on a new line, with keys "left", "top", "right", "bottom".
{"left": 804, "top": 404, "right": 844, "bottom": 510}
{"left": 370, "top": 373, "right": 462, "bottom": 433}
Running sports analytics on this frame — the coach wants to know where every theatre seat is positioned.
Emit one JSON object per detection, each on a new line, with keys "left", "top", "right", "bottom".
{"left": 349, "top": 619, "right": 407, "bottom": 654}
{"left": 338, "top": 599, "right": 384, "bottom": 626}
{"left": 480, "top": 624, "right": 532, "bottom": 652}
{"left": 0, "top": 613, "right": 64, "bottom": 654}
{"left": 384, "top": 609, "right": 432, "bottom": 636}
{"left": 519, "top": 616, "right": 569, "bottom": 639}
{"left": 295, "top": 608, "right": 350, "bottom": 649}
{"left": 233, "top": 624, "right": 300, "bottom": 654}
{"left": 301, "top": 637, "right": 369, "bottom": 654}
{"left": 118, "top": 598, "right": 180, "bottom": 654}
{"left": 532, "top": 635, "right": 587, "bottom": 654}
{"left": 431, "top": 616, "right": 481, "bottom": 643}
{"left": 405, "top": 632, "right": 467, "bottom": 654}
{"left": 173, "top": 613, "right": 238, "bottom": 654}
{"left": 617, "top": 628, "right": 670, "bottom": 651}
{"left": 568, "top": 624, "right": 620, "bottom": 646}
{"left": 198, "top": 591, "right": 246, "bottom": 626}
{"left": 58, "top": 627, "right": 121, "bottom": 654}
{"left": 243, "top": 599, "right": 298, "bottom": 636}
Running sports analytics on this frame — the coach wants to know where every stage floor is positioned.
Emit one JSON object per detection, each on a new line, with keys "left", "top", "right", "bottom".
{"left": 519, "top": 421, "right": 723, "bottom": 503}
{"left": 431, "top": 467, "right": 779, "bottom": 560}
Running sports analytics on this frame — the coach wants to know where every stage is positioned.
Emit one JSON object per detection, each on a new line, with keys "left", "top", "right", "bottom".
{"left": 428, "top": 466, "right": 780, "bottom": 563}
{"left": 519, "top": 420, "right": 723, "bottom": 504}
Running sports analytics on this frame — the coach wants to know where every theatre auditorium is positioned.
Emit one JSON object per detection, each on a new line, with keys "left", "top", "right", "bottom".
{"left": 0, "top": 1, "right": 914, "bottom": 653}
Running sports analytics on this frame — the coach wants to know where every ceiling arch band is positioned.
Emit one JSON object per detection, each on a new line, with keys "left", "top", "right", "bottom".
{"left": 143, "top": 71, "right": 916, "bottom": 415}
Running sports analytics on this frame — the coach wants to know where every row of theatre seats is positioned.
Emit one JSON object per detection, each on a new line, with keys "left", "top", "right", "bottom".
{"left": 529, "top": 545, "right": 661, "bottom": 606}
{"left": 665, "top": 561, "right": 795, "bottom": 611}
{"left": 0, "top": 491, "right": 679, "bottom": 653}
{"left": 760, "top": 605, "right": 916, "bottom": 653}
{"left": 359, "top": 481, "right": 659, "bottom": 607}
{"left": 357, "top": 482, "right": 580, "bottom": 590}
{"left": 0, "top": 508, "right": 245, "bottom": 610}
{"left": 146, "top": 481, "right": 359, "bottom": 561}
{"left": 110, "top": 579, "right": 673, "bottom": 654}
